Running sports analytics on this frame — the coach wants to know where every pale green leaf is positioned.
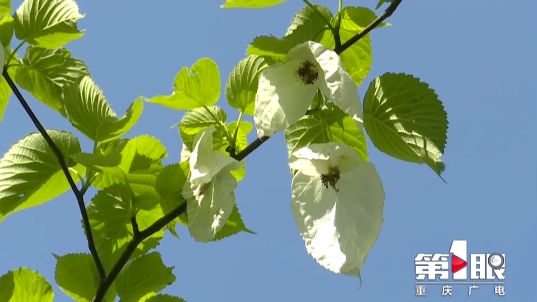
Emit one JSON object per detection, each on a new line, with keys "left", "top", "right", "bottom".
{"left": 16, "top": 46, "right": 89, "bottom": 115}
{"left": 86, "top": 184, "right": 164, "bottom": 271}
{"left": 142, "top": 294, "right": 186, "bottom": 302}
{"left": 0, "top": 16, "right": 14, "bottom": 47}
{"left": 115, "top": 252, "right": 175, "bottom": 302}
{"left": 14, "top": 0, "right": 84, "bottom": 48}
{"left": 155, "top": 163, "right": 187, "bottom": 215}
{"left": 146, "top": 58, "right": 220, "bottom": 110}
{"left": 0, "top": 267, "right": 54, "bottom": 302}
{"left": 285, "top": 105, "right": 368, "bottom": 161}
{"left": 247, "top": 4, "right": 332, "bottom": 59}
{"left": 54, "top": 253, "right": 116, "bottom": 302}
{"left": 0, "top": 50, "right": 16, "bottom": 123}
{"left": 363, "top": 73, "right": 448, "bottom": 176}
{"left": 221, "top": 0, "right": 285, "bottom": 9}
{"left": 0, "top": 0, "right": 10, "bottom": 17}
{"left": 0, "top": 130, "right": 84, "bottom": 224}
{"left": 214, "top": 204, "right": 256, "bottom": 240}
{"left": 225, "top": 56, "right": 268, "bottom": 115}
{"left": 337, "top": 6, "right": 391, "bottom": 31}
{"left": 178, "top": 106, "right": 227, "bottom": 135}
{"left": 64, "top": 76, "right": 143, "bottom": 143}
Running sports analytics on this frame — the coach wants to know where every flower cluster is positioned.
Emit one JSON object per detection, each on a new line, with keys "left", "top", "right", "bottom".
{"left": 182, "top": 41, "right": 385, "bottom": 277}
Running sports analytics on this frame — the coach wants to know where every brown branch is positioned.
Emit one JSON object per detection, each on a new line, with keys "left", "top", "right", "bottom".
{"left": 2, "top": 70, "right": 107, "bottom": 281}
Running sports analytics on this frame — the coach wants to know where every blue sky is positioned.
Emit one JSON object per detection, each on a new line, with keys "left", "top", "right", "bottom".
{"left": 1, "top": 0, "right": 536, "bottom": 301}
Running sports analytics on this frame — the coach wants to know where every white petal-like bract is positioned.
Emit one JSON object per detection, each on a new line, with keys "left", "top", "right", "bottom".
{"left": 189, "top": 125, "right": 240, "bottom": 186}
{"left": 254, "top": 41, "right": 364, "bottom": 138}
{"left": 290, "top": 142, "right": 385, "bottom": 277}
{"left": 183, "top": 171, "right": 238, "bottom": 243}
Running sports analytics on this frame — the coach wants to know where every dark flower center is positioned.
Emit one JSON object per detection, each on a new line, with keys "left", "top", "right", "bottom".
{"left": 295, "top": 60, "right": 319, "bottom": 85}
{"left": 320, "top": 167, "right": 340, "bottom": 193}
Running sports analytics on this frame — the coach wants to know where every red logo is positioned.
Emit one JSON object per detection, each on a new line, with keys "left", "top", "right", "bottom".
{"left": 451, "top": 254, "right": 467, "bottom": 273}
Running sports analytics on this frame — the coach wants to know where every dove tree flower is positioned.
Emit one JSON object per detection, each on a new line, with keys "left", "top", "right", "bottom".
{"left": 254, "top": 41, "right": 363, "bottom": 138}
{"left": 182, "top": 125, "right": 241, "bottom": 242}
{"left": 289, "top": 142, "right": 385, "bottom": 276}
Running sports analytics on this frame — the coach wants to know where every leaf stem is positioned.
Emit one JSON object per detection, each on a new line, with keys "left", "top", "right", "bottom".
{"left": 202, "top": 105, "right": 233, "bottom": 143}
{"left": 334, "top": 0, "right": 402, "bottom": 54}
{"left": 6, "top": 41, "right": 26, "bottom": 66}
{"left": 2, "top": 70, "right": 107, "bottom": 282}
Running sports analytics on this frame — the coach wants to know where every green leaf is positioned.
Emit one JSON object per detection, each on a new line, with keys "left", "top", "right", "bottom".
{"left": 363, "top": 73, "right": 448, "bottom": 176}
{"left": 320, "top": 22, "right": 372, "bottom": 87}
{"left": 155, "top": 164, "right": 187, "bottom": 215}
{"left": 285, "top": 105, "right": 368, "bottom": 161}
{"left": 214, "top": 205, "right": 256, "bottom": 240}
{"left": 178, "top": 106, "right": 227, "bottom": 135}
{"left": 0, "top": 130, "right": 84, "bottom": 224}
{"left": 0, "top": 49, "right": 16, "bottom": 123}
{"left": 0, "top": 0, "right": 10, "bottom": 17}
{"left": 0, "top": 267, "right": 54, "bottom": 302}
{"left": 337, "top": 6, "right": 391, "bottom": 30}
{"left": 142, "top": 294, "right": 186, "bottom": 302}
{"left": 54, "top": 253, "right": 116, "bottom": 302}
{"left": 146, "top": 58, "right": 220, "bottom": 110}
{"left": 16, "top": 46, "right": 89, "bottom": 115}
{"left": 376, "top": 0, "right": 393, "bottom": 9}
{"left": 115, "top": 252, "right": 175, "bottom": 302}
{"left": 221, "top": 0, "right": 285, "bottom": 9}
{"left": 247, "top": 5, "right": 332, "bottom": 59}
{"left": 64, "top": 76, "right": 143, "bottom": 143}
{"left": 13, "top": 0, "right": 84, "bottom": 48}
{"left": 87, "top": 184, "right": 164, "bottom": 271}
{"left": 225, "top": 56, "right": 268, "bottom": 115}
{"left": 0, "top": 16, "right": 14, "bottom": 47}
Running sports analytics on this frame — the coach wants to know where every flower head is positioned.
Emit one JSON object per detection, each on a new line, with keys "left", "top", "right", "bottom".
{"left": 254, "top": 41, "right": 363, "bottom": 137}
{"left": 289, "top": 142, "right": 384, "bottom": 276}
{"left": 182, "top": 125, "right": 241, "bottom": 242}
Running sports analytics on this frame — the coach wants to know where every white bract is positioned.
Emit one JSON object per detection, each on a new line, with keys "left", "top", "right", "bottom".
{"left": 289, "top": 142, "right": 385, "bottom": 277}
{"left": 182, "top": 125, "right": 241, "bottom": 242}
{"left": 254, "top": 41, "right": 363, "bottom": 138}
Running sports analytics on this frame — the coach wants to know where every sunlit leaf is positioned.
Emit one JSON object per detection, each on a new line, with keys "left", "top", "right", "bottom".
{"left": 221, "top": 0, "right": 285, "bottom": 9}
{"left": 363, "top": 73, "right": 448, "bottom": 176}
{"left": 64, "top": 76, "right": 143, "bottom": 143}
{"left": 0, "top": 267, "right": 54, "bottom": 302}
{"left": 115, "top": 252, "right": 175, "bottom": 302}
{"left": 0, "top": 130, "right": 84, "bottom": 224}
{"left": 225, "top": 56, "right": 268, "bottom": 115}
{"left": 14, "top": 0, "right": 85, "bottom": 48}
{"left": 146, "top": 58, "right": 220, "bottom": 110}
{"left": 16, "top": 46, "right": 89, "bottom": 115}
{"left": 54, "top": 253, "right": 116, "bottom": 302}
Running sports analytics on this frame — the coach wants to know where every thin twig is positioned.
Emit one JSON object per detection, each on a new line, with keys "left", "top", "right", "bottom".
{"left": 334, "top": 0, "right": 402, "bottom": 54}
{"left": 2, "top": 70, "right": 107, "bottom": 281}
{"left": 92, "top": 202, "right": 187, "bottom": 302}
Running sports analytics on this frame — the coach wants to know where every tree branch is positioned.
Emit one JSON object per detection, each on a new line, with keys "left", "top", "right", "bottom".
{"left": 334, "top": 0, "right": 403, "bottom": 55}
{"left": 92, "top": 202, "right": 187, "bottom": 302}
{"left": 2, "top": 70, "right": 107, "bottom": 281}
